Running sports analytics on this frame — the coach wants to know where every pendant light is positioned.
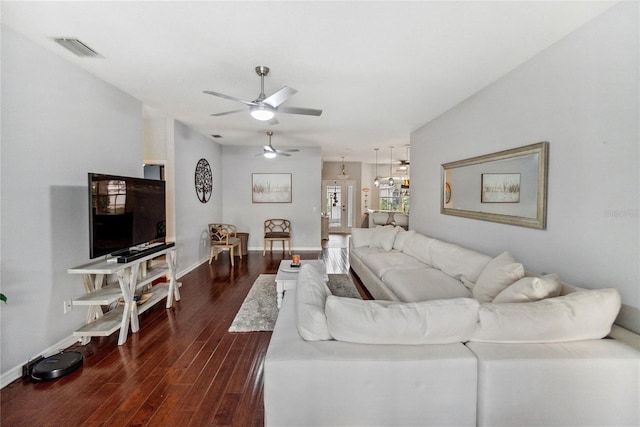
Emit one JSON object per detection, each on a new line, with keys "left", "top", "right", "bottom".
{"left": 388, "top": 146, "right": 394, "bottom": 186}
{"left": 402, "top": 144, "right": 410, "bottom": 189}
{"left": 373, "top": 148, "right": 380, "bottom": 187}
{"left": 337, "top": 156, "right": 349, "bottom": 179}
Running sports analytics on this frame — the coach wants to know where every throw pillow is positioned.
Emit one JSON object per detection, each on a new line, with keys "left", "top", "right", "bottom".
{"left": 295, "top": 264, "right": 332, "bottom": 341}
{"left": 471, "top": 288, "right": 621, "bottom": 343}
{"left": 369, "top": 225, "right": 400, "bottom": 251}
{"left": 472, "top": 252, "right": 524, "bottom": 303}
{"left": 493, "top": 274, "right": 562, "bottom": 303}
{"left": 325, "top": 296, "right": 479, "bottom": 345}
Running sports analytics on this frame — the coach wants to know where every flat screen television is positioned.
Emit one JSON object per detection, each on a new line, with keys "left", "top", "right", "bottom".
{"left": 88, "top": 173, "right": 166, "bottom": 259}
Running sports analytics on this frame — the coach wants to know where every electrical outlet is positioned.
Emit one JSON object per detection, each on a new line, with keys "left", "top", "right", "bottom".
{"left": 63, "top": 299, "right": 73, "bottom": 314}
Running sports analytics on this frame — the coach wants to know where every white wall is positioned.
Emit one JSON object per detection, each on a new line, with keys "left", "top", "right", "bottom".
{"left": 222, "top": 145, "right": 322, "bottom": 251}
{"left": 1, "top": 26, "right": 144, "bottom": 379}
{"left": 410, "top": 3, "right": 639, "bottom": 333}
{"left": 173, "top": 121, "right": 223, "bottom": 272}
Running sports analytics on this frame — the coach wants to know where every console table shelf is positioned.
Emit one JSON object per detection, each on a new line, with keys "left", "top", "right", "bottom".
{"left": 68, "top": 246, "right": 180, "bottom": 345}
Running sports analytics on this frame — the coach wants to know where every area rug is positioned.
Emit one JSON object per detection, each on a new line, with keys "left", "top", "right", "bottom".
{"left": 229, "top": 273, "right": 361, "bottom": 332}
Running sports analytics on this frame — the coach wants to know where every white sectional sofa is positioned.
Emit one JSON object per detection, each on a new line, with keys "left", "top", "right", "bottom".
{"left": 264, "top": 226, "right": 640, "bottom": 427}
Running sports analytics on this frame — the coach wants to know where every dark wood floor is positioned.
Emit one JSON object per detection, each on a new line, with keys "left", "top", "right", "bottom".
{"left": 1, "top": 235, "right": 367, "bottom": 426}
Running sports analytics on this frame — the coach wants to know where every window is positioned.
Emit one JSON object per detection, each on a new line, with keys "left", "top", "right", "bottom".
{"left": 93, "top": 180, "right": 127, "bottom": 214}
{"left": 378, "top": 182, "right": 410, "bottom": 212}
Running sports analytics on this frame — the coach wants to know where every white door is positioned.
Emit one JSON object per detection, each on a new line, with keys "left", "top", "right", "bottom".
{"left": 323, "top": 180, "right": 355, "bottom": 233}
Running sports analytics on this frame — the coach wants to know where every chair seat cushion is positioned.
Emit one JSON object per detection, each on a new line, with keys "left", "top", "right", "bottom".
{"left": 265, "top": 232, "right": 290, "bottom": 238}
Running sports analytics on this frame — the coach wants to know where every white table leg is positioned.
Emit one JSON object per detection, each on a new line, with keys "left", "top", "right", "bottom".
{"left": 166, "top": 249, "right": 180, "bottom": 308}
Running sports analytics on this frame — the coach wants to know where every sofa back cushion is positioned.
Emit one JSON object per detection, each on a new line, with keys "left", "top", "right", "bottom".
{"left": 325, "top": 296, "right": 480, "bottom": 345}
{"left": 430, "top": 240, "right": 492, "bottom": 284}
{"left": 350, "top": 227, "right": 374, "bottom": 248}
{"left": 402, "top": 232, "right": 436, "bottom": 265}
{"left": 472, "top": 252, "right": 525, "bottom": 303}
{"left": 295, "top": 264, "right": 332, "bottom": 341}
{"left": 471, "top": 288, "right": 621, "bottom": 343}
{"left": 393, "top": 228, "right": 414, "bottom": 251}
{"left": 492, "top": 274, "right": 562, "bottom": 303}
{"left": 369, "top": 225, "right": 400, "bottom": 251}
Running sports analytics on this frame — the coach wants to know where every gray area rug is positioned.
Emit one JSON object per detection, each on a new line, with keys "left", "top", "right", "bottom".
{"left": 229, "top": 273, "right": 361, "bottom": 332}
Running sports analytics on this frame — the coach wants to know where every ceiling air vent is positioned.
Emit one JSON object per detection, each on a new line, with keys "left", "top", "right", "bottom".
{"left": 53, "top": 38, "right": 103, "bottom": 58}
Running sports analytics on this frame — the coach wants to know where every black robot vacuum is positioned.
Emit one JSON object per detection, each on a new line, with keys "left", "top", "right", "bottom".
{"left": 31, "top": 351, "right": 83, "bottom": 381}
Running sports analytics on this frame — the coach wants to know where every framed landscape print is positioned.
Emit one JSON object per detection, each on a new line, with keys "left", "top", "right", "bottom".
{"left": 481, "top": 173, "right": 521, "bottom": 203}
{"left": 252, "top": 173, "right": 292, "bottom": 203}
{"left": 441, "top": 142, "right": 548, "bottom": 229}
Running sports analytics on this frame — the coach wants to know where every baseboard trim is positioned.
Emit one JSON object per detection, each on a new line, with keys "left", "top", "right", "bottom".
{"left": 1, "top": 335, "right": 79, "bottom": 389}
{"left": 1, "top": 259, "right": 208, "bottom": 390}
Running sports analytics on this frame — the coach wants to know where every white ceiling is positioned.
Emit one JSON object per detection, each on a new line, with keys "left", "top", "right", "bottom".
{"left": 1, "top": 1, "right": 615, "bottom": 163}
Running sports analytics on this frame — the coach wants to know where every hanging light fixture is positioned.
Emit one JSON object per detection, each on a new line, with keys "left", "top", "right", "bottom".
{"left": 402, "top": 144, "right": 410, "bottom": 189}
{"left": 337, "top": 156, "right": 350, "bottom": 179}
{"left": 373, "top": 148, "right": 380, "bottom": 187}
{"left": 388, "top": 146, "right": 394, "bottom": 186}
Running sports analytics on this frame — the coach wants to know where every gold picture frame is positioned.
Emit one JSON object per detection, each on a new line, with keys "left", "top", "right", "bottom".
{"left": 441, "top": 142, "right": 549, "bottom": 229}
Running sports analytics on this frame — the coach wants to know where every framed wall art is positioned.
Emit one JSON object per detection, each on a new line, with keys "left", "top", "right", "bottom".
{"left": 252, "top": 173, "right": 292, "bottom": 203}
{"left": 441, "top": 142, "right": 548, "bottom": 229}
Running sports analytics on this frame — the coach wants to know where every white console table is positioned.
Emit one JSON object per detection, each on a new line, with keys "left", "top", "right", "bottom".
{"left": 68, "top": 245, "right": 180, "bottom": 345}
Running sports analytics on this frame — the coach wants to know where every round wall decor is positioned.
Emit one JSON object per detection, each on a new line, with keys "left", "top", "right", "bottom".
{"left": 194, "top": 158, "right": 212, "bottom": 203}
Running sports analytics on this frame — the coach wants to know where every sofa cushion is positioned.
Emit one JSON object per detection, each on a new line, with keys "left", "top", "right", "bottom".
{"left": 472, "top": 252, "right": 524, "bottom": 303}
{"left": 325, "top": 296, "right": 480, "bottom": 345}
{"left": 393, "top": 228, "right": 415, "bottom": 251}
{"left": 492, "top": 274, "right": 562, "bottom": 303}
{"left": 430, "top": 240, "right": 492, "bottom": 284}
{"left": 383, "top": 267, "right": 472, "bottom": 302}
{"left": 402, "top": 232, "right": 436, "bottom": 266}
{"left": 471, "top": 288, "right": 621, "bottom": 343}
{"left": 351, "top": 245, "right": 386, "bottom": 261}
{"left": 295, "top": 264, "right": 332, "bottom": 341}
{"left": 369, "top": 225, "right": 400, "bottom": 251}
{"left": 350, "top": 227, "right": 373, "bottom": 248}
{"left": 364, "top": 251, "right": 426, "bottom": 278}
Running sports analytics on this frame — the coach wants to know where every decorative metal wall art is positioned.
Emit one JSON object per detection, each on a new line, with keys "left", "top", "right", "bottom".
{"left": 194, "top": 158, "right": 213, "bottom": 203}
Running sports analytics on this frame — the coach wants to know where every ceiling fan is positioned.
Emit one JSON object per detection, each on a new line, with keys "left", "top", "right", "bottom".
{"left": 204, "top": 66, "right": 323, "bottom": 124}
{"left": 259, "top": 131, "right": 299, "bottom": 158}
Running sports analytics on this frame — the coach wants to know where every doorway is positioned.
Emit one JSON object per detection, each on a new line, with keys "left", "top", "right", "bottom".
{"left": 323, "top": 180, "right": 355, "bottom": 234}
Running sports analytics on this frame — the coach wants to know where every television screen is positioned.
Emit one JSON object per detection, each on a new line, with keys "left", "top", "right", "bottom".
{"left": 89, "top": 173, "right": 166, "bottom": 258}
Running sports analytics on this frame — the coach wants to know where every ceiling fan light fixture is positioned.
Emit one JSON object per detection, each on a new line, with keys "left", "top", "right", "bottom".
{"left": 263, "top": 151, "right": 277, "bottom": 159}
{"left": 250, "top": 103, "right": 275, "bottom": 121}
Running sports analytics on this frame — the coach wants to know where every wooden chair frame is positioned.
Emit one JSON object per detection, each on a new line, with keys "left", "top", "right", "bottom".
{"left": 208, "top": 223, "right": 242, "bottom": 266}
{"left": 263, "top": 219, "right": 291, "bottom": 256}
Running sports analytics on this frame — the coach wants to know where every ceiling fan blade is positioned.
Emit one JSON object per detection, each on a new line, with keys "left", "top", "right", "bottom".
{"left": 268, "top": 117, "right": 280, "bottom": 125}
{"left": 276, "top": 152, "right": 292, "bottom": 157}
{"left": 281, "top": 149, "right": 300, "bottom": 153}
{"left": 277, "top": 105, "right": 323, "bottom": 116}
{"left": 263, "top": 86, "right": 297, "bottom": 108}
{"left": 203, "top": 90, "right": 256, "bottom": 106}
{"left": 210, "top": 108, "right": 245, "bottom": 117}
